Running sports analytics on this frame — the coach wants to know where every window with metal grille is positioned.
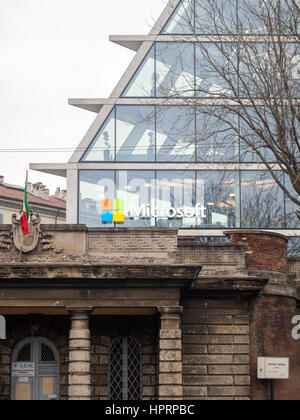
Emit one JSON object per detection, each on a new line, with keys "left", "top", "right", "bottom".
{"left": 17, "top": 343, "right": 31, "bottom": 362}
{"left": 109, "top": 336, "right": 142, "bottom": 401}
{"left": 40, "top": 343, "right": 55, "bottom": 362}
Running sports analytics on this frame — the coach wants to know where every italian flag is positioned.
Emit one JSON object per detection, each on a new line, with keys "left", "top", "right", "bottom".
{"left": 20, "top": 172, "right": 30, "bottom": 236}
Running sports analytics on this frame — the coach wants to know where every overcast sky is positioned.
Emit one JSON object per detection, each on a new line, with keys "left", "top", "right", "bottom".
{"left": 0, "top": 0, "right": 166, "bottom": 193}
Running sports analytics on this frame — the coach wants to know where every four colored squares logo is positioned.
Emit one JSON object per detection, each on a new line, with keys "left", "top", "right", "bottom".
{"left": 101, "top": 199, "right": 125, "bottom": 224}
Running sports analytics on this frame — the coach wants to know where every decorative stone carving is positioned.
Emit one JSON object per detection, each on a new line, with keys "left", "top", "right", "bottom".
{"left": 177, "top": 245, "right": 246, "bottom": 266}
{"left": 12, "top": 213, "right": 40, "bottom": 254}
{"left": 40, "top": 231, "right": 56, "bottom": 252}
{"left": 0, "top": 231, "right": 13, "bottom": 251}
{"left": 88, "top": 232, "right": 177, "bottom": 253}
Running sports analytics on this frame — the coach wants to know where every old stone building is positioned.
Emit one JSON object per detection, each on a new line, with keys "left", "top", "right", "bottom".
{"left": 0, "top": 225, "right": 299, "bottom": 400}
{"left": 0, "top": 176, "right": 66, "bottom": 225}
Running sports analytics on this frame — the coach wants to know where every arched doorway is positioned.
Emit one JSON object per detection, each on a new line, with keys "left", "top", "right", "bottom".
{"left": 11, "top": 337, "right": 60, "bottom": 400}
{"left": 109, "top": 336, "right": 142, "bottom": 400}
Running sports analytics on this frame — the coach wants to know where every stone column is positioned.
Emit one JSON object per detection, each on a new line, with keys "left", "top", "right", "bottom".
{"left": 158, "top": 306, "right": 183, "bottom": 400}
{"left": 68, "top": 309, "right": 92, "bottom": 400}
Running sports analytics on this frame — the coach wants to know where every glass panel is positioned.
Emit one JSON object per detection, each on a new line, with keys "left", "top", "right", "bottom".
{"left": 79, "top": 170, "right": 115, "bottom": 227}
{"left": 285, "top": 174, "right": 300, "bottom": 229}
{"left": 40, "top": 343, "right": 55, "bottom": 363}
{"left": 239, "top": 107, "right": 279, "bottom": 163}
{"left": 196, "top": 108, "right": 239, "bottom": 162}
{"left": 109, "top": 337, "right": 123, "bottom": 401}
{"left": 17, "top": 343, "right": 31, "bottom": 362}
{"left": 238, "top": 0, "right": 298, "bottom": 35}
{"left": 196, "top": 43, "right": 238, "bottom": 97}
{"left": 194, "top": 236, "right": 230, "bottom": 243}
{"left": 122, "top": 46, "right": 155, "bottom": 97}
{"left": 195, "top": 0, "right": 237, "bottom": 34}
{"left": 238, "top": 43, "right": 297, "bottom": 99}
{"left": 287, "top": 237, "right": 300, "bottom": 257}
{"left": 116, "top": 106, "right": 155, "bottom": 162}
{"left": 81, "top": 110, "right": 115, "bottom": 162}
{"left": 241, "top": 171, "right": 285, "bottom": 228}
{"left": 117, "top": 171, "right": 156, "bottom": 227}
{"left": 288, "top": 43, "right": 300, "bottom": 98}
{"left": 162, "top": 0, "right": 195, "bottom": 34}
{"left": 156, "top": 106, "right": 196, "bottom": 162}
{"left": 197, "top": 171, "right": 240, "bottom": 228}
{"left": 238, "top": 0, "right": 268, "bottom": 34}
{"left": 127, "top": 338, "right": 142, "bottom": 401}
{"left": 156, "top": 43, "right": 195, "bottom": 97}
{"left": 156, "top": 171, "right": 197, "bottom": 228}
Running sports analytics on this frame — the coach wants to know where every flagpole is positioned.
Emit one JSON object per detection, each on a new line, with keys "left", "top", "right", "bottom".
{"left": 19, "top": 171, "right": 28, "bottom": 262}
{"left": 19, "top": 227, "right": 23, "bottom": 262}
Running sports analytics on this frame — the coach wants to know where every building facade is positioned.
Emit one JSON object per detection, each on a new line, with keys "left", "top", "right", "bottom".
{"left": 1, "top": 0, "right": 299, "bottom": 402}
{"left": 0, "top": 176, "right": 66, "bottom": 225}
{"left": 30, "top": 0, "right": 300, "bottom": 252}
{"left": 0, "top": 226, "right": 300, "bottom": 401}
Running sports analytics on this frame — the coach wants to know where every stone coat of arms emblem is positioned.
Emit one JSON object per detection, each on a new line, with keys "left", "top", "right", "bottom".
{"left": 12, "top": 213, "right": 41, "bottom": 253}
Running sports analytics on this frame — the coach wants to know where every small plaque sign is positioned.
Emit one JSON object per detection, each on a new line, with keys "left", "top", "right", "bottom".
{"left": 18, "top": 377, "right": 29, "bottom": 383}
{"left": 12, "top": 362, "right": 35, "bottom": 377}
{"left": 257, "top": 357, "right": 289, "bottom": 380}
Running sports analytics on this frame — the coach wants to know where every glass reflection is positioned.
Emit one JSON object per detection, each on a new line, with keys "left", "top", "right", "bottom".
{"left": 82, "top": 111, "right": 115, "bottom": 162}
{"left": 117, "top": 171, "right": 155, "bottom": 227}
{"left": 162, "top": 0, "right": 195, "bottom": 34}
{"left": 241, "top": 171, "right": 284, "bottom": 228}
{"left": 196, "top": 109, "right": 239, "bottom": 162}
{"left": 116, "top": 106, "right": 155, "bottom": 162}
{"left": 79, "top": 170, "right": 294, "bottom": 230}
{"left": 156, "top": 43, "right": 195, "bottom": 97}
{"left": 239, "top": 107, "right": 279, "bottom": 163}
{"left": 156, "top": 171, "right": 197, "bottom": 228}
{"left": 285, "top": 174, "right": 300, "bottom": 229}
{"left": 196, "top": 43, "right": 237, "bottom": 97}
{"left": 287, "top": 237, "right": 300, "bottom": 257}
{"left": 122, "top": 47, "right": 155, "bottom": 97}
{"left": 195, "top": 0, "right": 237, "bottom": 34}
{"left": 238, "top": 0, "right": 298, "bottom": 35}
{"left": 79, "top": 171, "right": 115, "bottom": 227}
{"left": 197, "top": 171, "right": 240, "bottom": 228}
{"left": 156, "top": 106, "right": 196, "bottom": 162}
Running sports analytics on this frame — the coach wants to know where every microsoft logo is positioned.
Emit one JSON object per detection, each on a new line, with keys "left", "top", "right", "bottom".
{"left": 101, "top": 199, "right": 125, "bottom": 224}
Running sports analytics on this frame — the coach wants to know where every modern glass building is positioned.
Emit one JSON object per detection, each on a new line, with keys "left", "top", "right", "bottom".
{"left": 30, "top": 0, "right": 300, "bottom": 248}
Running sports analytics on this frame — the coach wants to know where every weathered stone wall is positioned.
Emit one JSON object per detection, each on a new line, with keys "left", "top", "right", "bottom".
{"left": 181, "top": 298, "right": 250, "bottom": 401}
{"left": 0, "top": 315, "right": 159, "bottom": 401}
{"left": 289, "top": 257, "right": 300, "bottom": 282}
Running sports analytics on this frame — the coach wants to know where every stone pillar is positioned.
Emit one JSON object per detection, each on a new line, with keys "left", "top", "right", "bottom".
{"left": 158, "top": 306, "right": 183, "bottom": 400}
{"left": 68, "top": 309, "right": 92, "bottom": 400}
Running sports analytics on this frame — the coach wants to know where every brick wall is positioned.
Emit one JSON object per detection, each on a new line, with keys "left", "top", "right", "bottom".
{"left": 250, "top": 295, "right": 299, "bottom": 400}
{"left": 182, "top": 298, "right": 251, "bottom": 400}
{"left": 226, "top": 231, "right": 288, "bottom": 273}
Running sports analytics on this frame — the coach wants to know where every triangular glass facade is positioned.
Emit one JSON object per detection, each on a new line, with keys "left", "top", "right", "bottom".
{"left": 77, "top": 0, "right": 299, "bottom": 233}
{"left": 161, "top": 0, "right": 298, "bottom": 35}
{"left": 162, "top": 0, "right": 237, "bottom": 34}
{"left": 162, "top": 0, "right": 195, "bottom": 35}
